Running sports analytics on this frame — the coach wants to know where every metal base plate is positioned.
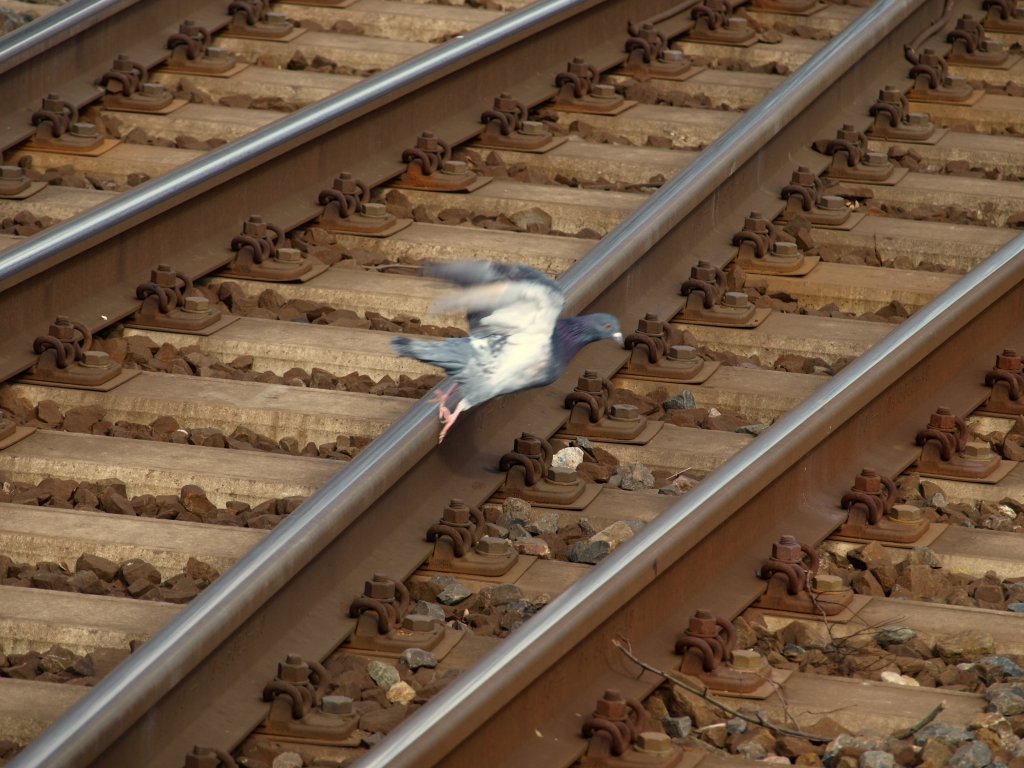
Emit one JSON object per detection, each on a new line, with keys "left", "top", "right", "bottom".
{"left": 826, "top": 166, "right": 909, "bottom": 187}
{"left": 348, "top": 626, "right": 464, "bottom": 661}
{"left": 390, "top": 174, "right": 492, "bottom": 193}
{"left": 869, "top": 126, "right": 948, "bottom": 146}
{"left": 218, "top": 259, "right": 330, "bottom": 283}
{"left": 473, "top": 135, "right": 568, "bottom": 154}
{"left": 419, "top": 554, "right": 535, "bottom": 584}
{"left": 318, "top": 216, "right": 412, "bottom": 238}
{"left": 908, "top": 88, "right": 985, "bottom": 107}
{"left": 915, "top": 458, "right": 1017, "bottom": 484}
{"left": 126, "top": 314, "right": 239, "bottom": 337}
{"left": 0, "top": 181, "right": 47, "bottom": 200}
{"left": 739, "top": 254, "right": 820, "bottom": 276}
{"left": 160, "top": 61, "right": 249, "bottom": 78}
{"left": 552, "top": 99, "right": 637, "bottom": 116}
{"left": 830, "top": 522, "right": 947, "bottom": 550}
{"left": 672, "top": 306, "right": 771, "bottom": 329}
{"left": 21, "top": 138, "right": 119, "bottom": 157}
{"left": 103, "top": 97, "right": 188, "bottom": 116}
{"left": 680, "top": 666, "right": 793, "bottom": 700}
{"left": 19, "top": 366, "right": 141, "bottom": 392}
{"left": 749, "top": 592, "right": 872, "bottom": 624}
{"left": 619, "top": 359, "right": 721, "bottom": 385}
{"left": 0, "top": 426, "right": 36, "bottom": 451}
{"left": 220, "top": 27, "right": 306, "bottom": 42}
{"left": 490, "top": 479, "right": 603, "bottom": 510}
{"left": 556, "top": 419, "right": 664, "bottom": 445}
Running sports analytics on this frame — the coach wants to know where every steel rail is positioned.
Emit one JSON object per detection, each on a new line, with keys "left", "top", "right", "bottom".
{"left": 359, "top": 0, "right": 1003, "bottom": 764}
{"left": 8, "top": 0, "right": 678, "bottom": 765}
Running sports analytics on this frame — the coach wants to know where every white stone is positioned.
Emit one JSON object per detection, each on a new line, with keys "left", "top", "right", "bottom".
{"left": 880, "top": 670, "right": 919, "bottom": 687}
{"left": 552, "top": 446, "right": 585, "bottom": 470}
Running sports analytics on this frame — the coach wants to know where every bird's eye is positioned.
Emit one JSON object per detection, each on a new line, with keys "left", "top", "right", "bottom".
{"left": 603, "top": 323, "right": 611, "bottom": 329}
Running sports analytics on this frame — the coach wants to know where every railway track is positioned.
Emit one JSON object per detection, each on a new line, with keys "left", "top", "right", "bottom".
{"left": 4, "top": 0, "right": 1024, "bottom": 765}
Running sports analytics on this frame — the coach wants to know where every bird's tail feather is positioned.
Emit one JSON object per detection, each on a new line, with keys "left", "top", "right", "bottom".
{"left": 390, "top": 336, "right": 465, "bottom": 377}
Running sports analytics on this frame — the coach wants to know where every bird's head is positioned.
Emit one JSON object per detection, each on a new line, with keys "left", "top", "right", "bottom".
{"left": 587, "top": 313, "right": 623, "bottom": 346}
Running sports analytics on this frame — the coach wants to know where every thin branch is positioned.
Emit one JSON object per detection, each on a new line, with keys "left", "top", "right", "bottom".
{"left": 611, "top": 636, "right": 832, "bottom": 744}
{"left": 891, "top": 702, "right": 945, "bottom": 740}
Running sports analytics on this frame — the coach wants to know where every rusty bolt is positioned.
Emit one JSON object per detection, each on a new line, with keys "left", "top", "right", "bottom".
{"left": 476, "top": 536, "right": 512, "bottom": 556}
{"left": 890, "top": 503, "right": 922, "bottom": 523}
{"left": 879, "top": 85, "right": 902, "bottom": 102}
{"left": 743, "top": 211, "right": 768, "bottom": 233}
{"left": 547, "top": 465, "right": 577, "bottom": 484}
{"left": 692, "top": 260, "right": 718, "bottom": 282}
{"left": 591, "top": 83, "right": 616, "bottom": 99}
{"left": 609, "top": 403, "right": 640, "bottom": 421}
{"left": 730, "top": 649, "right": 765, "bottom": 671}
{"left": 70, "top": 122, "right": 99, "bottom": 138}
{"left": 594, "top": 690, "right": 628, "bottom": 720}
{"left": 637, "top": 313, "right": 663, "bottom": 334}
{"left": 962, "top": 441, "right": 995, "bottom": 460}
{"left": 852, "top": 468, "right": 882, "bottom": 494}
{"left": 277, "top": 247, "right": 302, "bottom": 263}
{"left": 322, "top": 695, "right": 355, "bottom": 716}
{"left": 402, "top": 613, "right": 436, "bottom": 632}
{"left": 182, "top": 295, "right": 209, "bottom": 314}
{"left": 520, "top": 120, "right": 545, "bottom": 136}
{"left": 720, "top": 291, "right": 750, "bottom": 309}
{"left": 728, "top": 16, "right": 748, "bottom": 29}
{"left": 416, "top": 132, "right": 440, "bottom": 151}
{"left": 493, "top": 92, "right": 516, "bottom": 111}
{"left": 242, "top": 215, "right": 266, "bottom": 235}
{"left": 661, "top": 49, "right": 684, "bottom": 63}
{"left": 333, "top": 172, "right": 358, "bottom": 193}
{"left": 442, "top": 499, "right": 471, "bottom": 525}
{"left": 996, "top": 349, "right": 1023, "bottom": 372}
{"left": 836, "top": 124, "right": 859, "bottom": 141}
{"left": 666, "top": 345, "right": 698, "bottom": 362}
{"left": 635, "top": 732, "right": 673, "bottom": 755}
{"left": 818, "top": 195, "right": 846, "bottom": 211}
{"left": 151, "top": 264, "right": 178, "bottom": 287}
{"left": 791, "top": 166, "right": 816, "bottom": 185}
{"left": 362, "top": 202, "right": 387, "bottom": 219}
{"left": 863, "top": 152, "right": 888, "bottom": 167}
{"left": 49, "top": 316, "right": 76, "bottom": 342}
{"left": 364, "top": 574, "right": 395, "bottom": 600}
{"left": 441, "top": 160, "right": 468, "bottom": 175}
{"left": 576, "top": 370, "right": 604, "bottom": 392}
{"left": 813, "top": 574, "right": 844, "bottom": 593}
{"left": 772, "top": 535, "right": 803, "bottom": 563}
{"left": 278, "top": 654, "right": 310, "bottom": 683}
{"left": 513, "top": 433, "right": 542, "bottom": 457}
{"left": 929, "top": 407, "right": 957, "bottom": 430}
{"left": 686, "top": 609, "right": 718, "bottom": 637}
{"left": 81, "top": 350, "right": 111, "bottom": 368}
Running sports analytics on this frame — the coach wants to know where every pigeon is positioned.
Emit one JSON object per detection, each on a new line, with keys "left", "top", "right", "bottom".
{"left": 391, "top": 261, "right": 623, "bottom": 443}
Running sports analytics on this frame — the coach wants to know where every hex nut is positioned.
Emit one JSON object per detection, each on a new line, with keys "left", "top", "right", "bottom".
{"left": 321, "top": 695, "right": 355, "bottom": 716}
{"left": 635, "top": 731, "right": 673, "bottom": 755}
{"left": 276, "top": 247, "right": 302, "bottom": 263}
{"left": 962, "top": 441, "right": 995, "bottom": 460}
{"left": 730, "top": 648, "right": 765, "bottom": 671}
{"left": 402, "top": 613, "right": 437, "bottom": 632}
{"left": 890, "top": 503, "right": 922, "bottom": 523}
{"left": 183, "top": 295, "right": 210, "bottom": 313}
{"left": 813, "top": 573, "right": 845, "bottom": 593}
{"left": 475, "top": 536, "right": 512, "bottom": 556}
{"left": 81, "top": 350, "right": 112, "bottom": 368}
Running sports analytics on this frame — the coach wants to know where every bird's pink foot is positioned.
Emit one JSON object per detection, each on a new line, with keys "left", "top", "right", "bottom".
{"left": 438, "top": 400, "right": 467, "bottom": 444}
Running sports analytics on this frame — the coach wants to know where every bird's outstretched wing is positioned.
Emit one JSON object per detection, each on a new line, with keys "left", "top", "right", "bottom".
{"left": 425, "top": 261, "right": 564, "bottom": 338}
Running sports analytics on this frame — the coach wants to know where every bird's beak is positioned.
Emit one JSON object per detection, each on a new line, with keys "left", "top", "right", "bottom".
{"left": 613, "top": 332, "right": 624, "bottom": 347}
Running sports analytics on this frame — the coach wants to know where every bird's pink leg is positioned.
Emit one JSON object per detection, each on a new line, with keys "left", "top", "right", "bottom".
{"left": 430, "top": 383, "right": 459, "bottom": 423}
{"left": 438, "top": 399, "right": 467, "bottom": 443}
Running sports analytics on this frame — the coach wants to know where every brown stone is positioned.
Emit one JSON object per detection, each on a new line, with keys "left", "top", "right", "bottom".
{"left": 76, "top": 553, "right": 119, "bottom": 581}
{"left": 777, "top": 735, "right": 821, "bottom": 758}
{"left": 35, "top": 400, "right": 62, "bottom": 425}
{"left": 62, "top": 405, "right": 104, "bottom": 433}
{"left": 100, "top": 487, "right": 135, "bottom": 516}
